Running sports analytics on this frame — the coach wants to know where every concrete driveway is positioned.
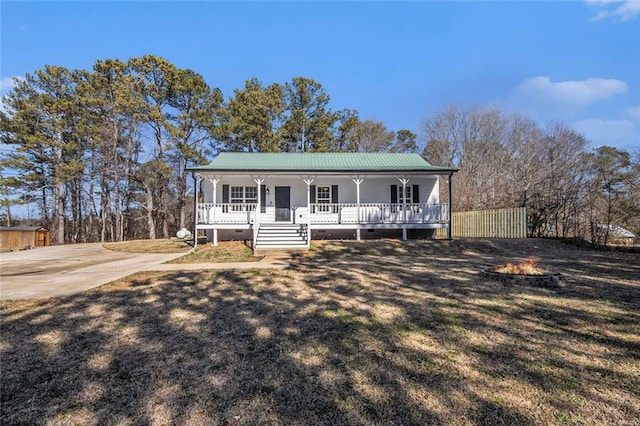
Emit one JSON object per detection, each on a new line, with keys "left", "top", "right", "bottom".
{"left": 0, "top": 244, "right": 185, "bottom": 300}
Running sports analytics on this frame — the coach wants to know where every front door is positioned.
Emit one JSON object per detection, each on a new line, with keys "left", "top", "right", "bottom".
{"left": 275, "top": 186, "right": 291, "bottom": 222}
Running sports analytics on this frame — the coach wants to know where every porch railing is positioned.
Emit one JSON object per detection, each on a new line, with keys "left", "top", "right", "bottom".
{"left": 308, "top": 203, "right": 448, "bottom": 224}
{"left": 196, "top": 203, "right": 257, "bottom": 224}
{"left": 196, "top": 202, "right": 449, "bottom": 225}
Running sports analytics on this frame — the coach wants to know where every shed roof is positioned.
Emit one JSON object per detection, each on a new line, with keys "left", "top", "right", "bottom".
{"left": 599, "top": 224, "right": 637, "bottom": 238}
{"left": 188, "top": 153, "right": 456, "bottom": 174}
{"left": 0, "top": 226, "right": 48, "bottom": 232}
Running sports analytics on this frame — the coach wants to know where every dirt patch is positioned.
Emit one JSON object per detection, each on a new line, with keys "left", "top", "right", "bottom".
{"left": 1, "top": 239, "right": 638, "bottom": 425}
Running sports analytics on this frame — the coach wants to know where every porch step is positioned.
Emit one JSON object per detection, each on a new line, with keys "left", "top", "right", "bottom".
{"left": 255, "top": 224, "right": 308, "bottom": 250}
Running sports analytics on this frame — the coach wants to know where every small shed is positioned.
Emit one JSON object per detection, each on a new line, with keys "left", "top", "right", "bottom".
{"left": 597, "top": 224, "right": 638, "bottom": 246}
{"left": 608, "top": 225, "right": 638, "bottom": 246}
{"left": 0, "top": 226, "right": 50, "bottom": 250}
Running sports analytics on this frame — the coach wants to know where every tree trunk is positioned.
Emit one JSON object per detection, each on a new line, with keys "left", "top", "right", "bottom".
{"left": 145, "top": 185, "right": 156, "bottom": 239}
{"left": 57, "top": 180, "right": 65, "bottom": 244}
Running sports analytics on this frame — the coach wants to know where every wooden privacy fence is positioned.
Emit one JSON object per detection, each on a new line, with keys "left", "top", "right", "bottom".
{"left": 436, "top": 207, "right": 527, "bottom": 239}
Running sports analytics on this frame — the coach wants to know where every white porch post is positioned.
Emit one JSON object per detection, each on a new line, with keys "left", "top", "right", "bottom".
{"left": 351, "top": 176, "right": 365, "bottom": 241}
{"left": 303, "top": 177, "right": 315, "bottom": 223}
{"left": 303, "top": 177, "right": 315, "bottom": 248}
{"left": 253, "top": 177, "right": 265, "bottom": 249}
{"left": 253, "top": 177, "right": 265, "bottom": 223}
{"left": 447, "top": 172, "right": 453, "bottom": 240}
{"left": 193, "top": 174, "right": 202, "bottom": 248}
{"left": 396, "top": 176, "right": 410, "bottom": 240}
{"left": 210, "top": 177, "right": 220, "bottom": 246}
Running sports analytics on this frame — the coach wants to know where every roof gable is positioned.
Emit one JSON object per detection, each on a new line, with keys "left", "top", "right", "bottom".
{"left": 188, "top": 153, "right": 456, "bottom": 173}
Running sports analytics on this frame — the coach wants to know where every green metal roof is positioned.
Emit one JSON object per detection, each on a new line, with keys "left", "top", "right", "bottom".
{"left": 188, "top": 153, "right": 456, "bottom": 173}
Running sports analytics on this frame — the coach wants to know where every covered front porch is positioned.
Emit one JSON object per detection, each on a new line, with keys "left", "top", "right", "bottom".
{"left": 187, "top": 153, "right": 458, "bottom": 250}
{"left": 193, "top": 173, "right": 453, "bottom": 248}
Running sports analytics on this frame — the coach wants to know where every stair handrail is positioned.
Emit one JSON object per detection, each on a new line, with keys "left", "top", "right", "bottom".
{"left": 253, "top": 209, "right": 260, "bottom": 252}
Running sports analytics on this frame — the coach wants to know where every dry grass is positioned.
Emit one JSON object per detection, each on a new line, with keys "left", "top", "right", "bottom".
{"left": 1, "top": 239, "right": 639, "bottom": 425}
{"left": 168, "top": 240, "right": 259, "bottom": 264}
{"left": 103, "top": 238, "right": 191, "bottom": 254}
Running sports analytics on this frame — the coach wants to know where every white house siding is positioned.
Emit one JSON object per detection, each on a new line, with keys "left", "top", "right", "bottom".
{"left": 201, "top": 175, "right": 439, "bottom": 207}
{"left": 357, "top": 176, "right": 438, "bottom": 204}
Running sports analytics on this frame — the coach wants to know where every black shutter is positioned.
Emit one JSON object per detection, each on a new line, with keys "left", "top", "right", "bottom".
{"left": 260, "top": 185, "right": 266, "bottom": 213}
{"left": 222, "top": 184, "right": 229, "bottom": 213}
{"left": 310, "top": 185, "right": 316, "bottom": 213}
{"left": 222, "top": 185, "right": 229, "bottom": 203}
{"left": 331, "top": 185, "right": 339, "bottom": 213}
{"left": 391, "top": 185, "right": 397, "bottom": 213}
{"left": 413, "top": 185, "right": 419, "bottom": 203}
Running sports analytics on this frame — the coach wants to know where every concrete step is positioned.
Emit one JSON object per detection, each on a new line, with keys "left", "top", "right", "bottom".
{"left": 260, "top": 223, "right": 307, "bottom": 229}
{"left": 255, "top": 224, "right": 308, "bottom": 250}
{"left": 257, "top": 241, "right": 306, "bottom": 245}
{"left": 255, "top": 243, "right": 308, "bottom": 249}
{"left": 256, "top": 234, "right": 306, "bottom": 240}
{"left": 254, "top": 247, "right": 308, "bottom": 255}
{"left": 258, "top": 231, "right": 306, "bottom": 235}
{"left": 257, "top": 230, "right": 306, "bottom": 233}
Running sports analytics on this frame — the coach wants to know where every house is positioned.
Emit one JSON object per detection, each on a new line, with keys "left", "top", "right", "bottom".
{"left": 0, "top": 226, "right": 50, "bottom": 250}
{"left": 187, "top": 153, "right": 457, "bottom": 250}
{"left": 596, "top": 224, "right": 638, "bottom": 246}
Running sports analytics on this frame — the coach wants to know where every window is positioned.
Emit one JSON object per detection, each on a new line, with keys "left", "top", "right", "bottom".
{"left": 311, "top": 185, "right": 338, "bottom": 214}
{"left": 230, "top": 186, "right": 243, "bottom": 202}
{"left": 230, "top": 186, "right": 257, "bottom": 211}
{"left": 316, "top": 186, "right": 331, "bottom": 212}
{"left": 245, "top": 186, "right": 257, "bottom": 203}
{"left": 398, "top": 186, "right": 412, "bottom": 204}
{"left": 392, "top": 185, "right": 416, "bottom": 213}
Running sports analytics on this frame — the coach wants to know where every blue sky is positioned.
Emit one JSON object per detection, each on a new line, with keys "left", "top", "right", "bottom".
{"left": 1, "top": 1, "right": 639, "bottom": 151}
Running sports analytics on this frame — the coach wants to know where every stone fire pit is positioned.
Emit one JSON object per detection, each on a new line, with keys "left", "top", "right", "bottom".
{"left": 481, "top": 257, "right": 565, "bottom": 288}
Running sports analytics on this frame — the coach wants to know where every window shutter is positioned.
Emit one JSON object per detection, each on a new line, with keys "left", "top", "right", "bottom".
{"left": 310, "top": 185, "right": 316, "bottom": 214}
{"left": 260, "top": 185, "right": 266, "bottom": 213}
{"left": 413, "top": 185, "right": 419, "bottom": 203}
{"left": 390, "top": 185, "right": 397, "bottom": 204}
{"left": 222, "top": 185, "right": 229, "bottom": 203}
{"left": 331, "top": 185, "right": 339, "bottom": 213}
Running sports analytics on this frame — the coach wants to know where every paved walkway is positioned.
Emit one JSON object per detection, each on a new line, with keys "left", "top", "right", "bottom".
{"left": 0, "top": 244, "right": 291, "bottom": 301}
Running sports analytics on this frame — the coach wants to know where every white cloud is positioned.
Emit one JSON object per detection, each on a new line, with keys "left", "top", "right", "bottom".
{"left": 587, "top": 0, "right": 640, "bottom": 21}
{"left": 573, "top": 117, "right": 639, "bottom": 148}
{"left": 515, "top": 76, "right": 627, "bottom": 107}
{"left": 0, "top": 76, "right": 23, "bottom": 92}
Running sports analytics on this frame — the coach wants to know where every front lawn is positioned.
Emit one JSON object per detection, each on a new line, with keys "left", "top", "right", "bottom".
{"left": 103, "top": 239, "right": 258, "bottom": 264}
{"left": 103, "top": 238, "right": 191, "bottom": 254}
{"left": 1, "top": 239, "right": 638, "bottom": 424}
{"left": 168, "top": 240, "right": 259, "bottom": 264}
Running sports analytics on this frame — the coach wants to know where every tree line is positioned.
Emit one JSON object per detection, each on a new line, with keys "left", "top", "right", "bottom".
{"left": 422, "top": 105, "right": 639, "bottom": 243}
{"left": 1, "top": 57, "right": 638, "bottom": 245}
{"left": 0, "top": 55, "right": 417, "bottom": 244}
